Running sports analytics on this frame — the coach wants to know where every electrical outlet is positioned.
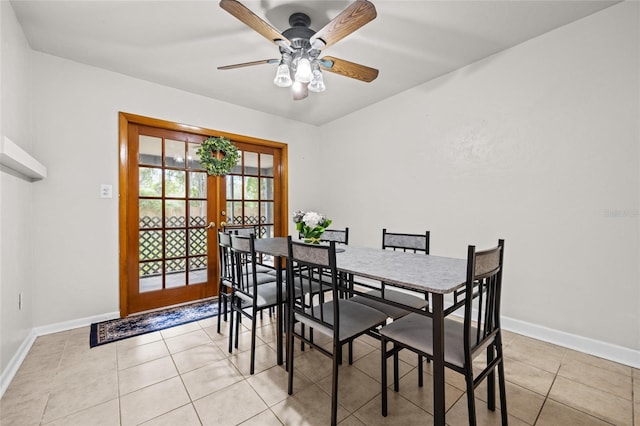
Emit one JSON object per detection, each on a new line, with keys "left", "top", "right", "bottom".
{"left": 18, "top": 292, "right": 23, "bottom": 310}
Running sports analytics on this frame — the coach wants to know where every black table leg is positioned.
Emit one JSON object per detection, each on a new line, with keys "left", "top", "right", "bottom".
{"left": 432, "top": 293, "right": 445, "bottom": 425}
{"left": 275, "top": 258, "right": 283, "bottom": 366}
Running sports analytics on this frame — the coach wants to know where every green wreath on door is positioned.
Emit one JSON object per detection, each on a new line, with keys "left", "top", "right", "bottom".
{"left": 197, "top": 136, "right": 240, "bottom": 176}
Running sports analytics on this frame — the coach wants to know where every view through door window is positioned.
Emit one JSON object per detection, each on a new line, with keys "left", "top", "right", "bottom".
{"left": 225, "top": 144, "right": 276, "bottom": 239}
{"left": 138, "top": 134, "right": 208, "bottom": 293}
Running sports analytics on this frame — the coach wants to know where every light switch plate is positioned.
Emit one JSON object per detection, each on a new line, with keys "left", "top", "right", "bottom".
{"left": 100, "top": 184, "right": 113, "bottom": 199}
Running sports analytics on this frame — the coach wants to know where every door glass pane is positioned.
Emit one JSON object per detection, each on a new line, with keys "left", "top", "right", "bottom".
{"left": 189, "top": 229, "right": 207, "bottom": 256}
{"left": 189, "top": 200, "right": 206, "bottom": 227}
{"left": 189, "top": 257, "right": 207, "bottom": 284}
{"left": 261, "top": 225, "right": 274, "bottom": 239}
{"left": 165, "top": 200, "right": 185, "bottom": 228}
{"left": 139, "top": 199, "right": 162, "bottom": 228}
{"left": 139, "top": 135, "right": 162, "bottom": 166}
{"left": 139, "top": 167, "right": 162, "bottom": 197}
{"left": 139, "top": 231, "right": 162, "bottom": 260}
{"left": 189, "top": 171, "right": 206, "bottom": 198}
{"left": 244, "top": 202, "right": 259, "bottom": 225}
{"left": 165, "top": 139, "right": 185, "bottom": 168}
{"left": 244, "top": 152, "right": 258, "bottom": 175}
{"left": 139, "top": 261, "right": 162, "bottom": 293}
{"left": 227, "top": 201, "right": 243, "bottom": 225}
{"left": 187, "top": 142, "right": 204, "bottom": 170}
{"left": 165, "top": 170, "right": 186, "bottom": 197}
{"left": 231, "top": 153, "right": 242, "bottom": 174}
{"left": 227, "top": 175, "right": 242, "bottom": 199}
{"left": 260, "top": 178, "right": 273, "bottom": 200}
{"left": 165, "top": 230, "right": 186, "bottom": 257}
{"left": 244, "top": 176, "right": 259, "bottom": 200}
{"left": 165, "top": 259, "right": 186, "bottom": 288}
{"left": 261, "top": 201, "right": 274, "bottom": 224}
{"left": 260, "top": 153, "right": 274, "bottom": 177}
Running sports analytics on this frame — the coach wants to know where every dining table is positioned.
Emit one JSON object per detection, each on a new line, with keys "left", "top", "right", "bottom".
{"left": 253, "top": 237, "right": 468, "bottom": 425}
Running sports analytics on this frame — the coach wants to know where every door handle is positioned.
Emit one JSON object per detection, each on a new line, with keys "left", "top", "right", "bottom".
{"left": 206, "top": 222, "right": 216, "bottom": 230}
{"left": 220, "top": 221, "right": 227, "bottom": 228}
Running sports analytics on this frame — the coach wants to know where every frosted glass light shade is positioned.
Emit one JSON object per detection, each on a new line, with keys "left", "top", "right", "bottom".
{"left": 295, "top": 58, "right": 312, "bottom": 83}
{"left": 274, "top": 64, "right": 292, "bottom": 87}
{"left": 308, "top": 70, "right": 326, "bottom": 92}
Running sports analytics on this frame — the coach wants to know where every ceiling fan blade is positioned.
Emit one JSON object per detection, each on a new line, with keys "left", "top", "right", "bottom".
{"left": 218, "top": 59, "right": 279, "bottom": 70}
{"left": 219, "top": 0, "right": 291, "bottom": 49}
{"left": 319, "top": 56, "right": 378, "bottom": 83}
{"left": 309, "top": 0, "right": 376, "bottom": 50}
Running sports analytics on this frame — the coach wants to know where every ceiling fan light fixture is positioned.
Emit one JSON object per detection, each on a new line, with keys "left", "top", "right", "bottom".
{"left": 308, "top": 65, "right": 326, "bottom": 93}
{"left": 294, "top": 57, "right": 312, "bottom": 83}
{"left": 218, "top": 1, "right": 379, "bottom": 98}
{"left": 274, "top": 62, "right": 293, "bottom": 87}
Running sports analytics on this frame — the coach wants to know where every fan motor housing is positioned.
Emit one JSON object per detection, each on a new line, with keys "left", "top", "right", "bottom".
{"left": 282, "top": 13, "right": 315, "bottom": 50}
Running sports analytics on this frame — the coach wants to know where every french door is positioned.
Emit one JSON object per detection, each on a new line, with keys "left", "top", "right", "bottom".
{"left": 119, "top": 113, "right": 288, "bottom": 316}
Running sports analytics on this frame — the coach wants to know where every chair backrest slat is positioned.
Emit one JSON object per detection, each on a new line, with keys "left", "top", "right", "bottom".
{"left": 320, "top": 228, "right": 349, "bottom": 245}
{"left": 224, "top": 224, "right": 261, "bottom": 237}
{"left": 382, "top": 229, "right": 430, "bottom": 254}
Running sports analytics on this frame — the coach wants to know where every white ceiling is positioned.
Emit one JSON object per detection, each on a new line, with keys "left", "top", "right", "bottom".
{"left": 11, "top": 0, "right": 619, "bottom": 126}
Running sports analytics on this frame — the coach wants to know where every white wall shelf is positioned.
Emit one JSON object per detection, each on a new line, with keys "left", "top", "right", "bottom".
{"left": 0, "top": 136, "right": 47, "bottom": 181}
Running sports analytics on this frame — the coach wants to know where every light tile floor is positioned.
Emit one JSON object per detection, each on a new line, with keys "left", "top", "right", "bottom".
{"left": 1, "top": 313, "right": 638, "bottom": 425}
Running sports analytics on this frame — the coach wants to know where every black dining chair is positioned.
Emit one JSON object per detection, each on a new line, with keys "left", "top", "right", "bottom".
{"left": 223, "top": 224, "right": 274, "bottom": 273}
{"left": 227, "top": 234, "right": 284, "bottom": 374}
{"left": 380, "top": 239, "right": 507, "bottom": 425}
{"left": 348, "top": 229, "right": 432, "bottom": 382}
{"left": 350, "top": 229, "right": 430, "bottom": 319}
{"left": 217, "top": 231, "right": 234, "bottom": 334}
{"left": 286, "top": 237, "right": 387, "bottom": 426}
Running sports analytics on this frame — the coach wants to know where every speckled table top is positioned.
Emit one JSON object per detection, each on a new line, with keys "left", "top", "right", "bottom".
{"left": 254, "top": 237, "right": 467, "bottom": 294}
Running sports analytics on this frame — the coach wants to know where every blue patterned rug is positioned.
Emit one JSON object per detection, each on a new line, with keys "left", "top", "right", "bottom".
{"left": 90, "top": 299, "right": 220, "bottom": 347}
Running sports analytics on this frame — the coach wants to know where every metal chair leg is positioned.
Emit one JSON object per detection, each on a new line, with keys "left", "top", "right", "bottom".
{"left": 381, "top": 338, "right": 388, "bottom": 417}
{"left": 465, "top": 370, "right": 477, "bottom": 426}
{"left": 331, "top": 343, "right": 340, "bottom": 426}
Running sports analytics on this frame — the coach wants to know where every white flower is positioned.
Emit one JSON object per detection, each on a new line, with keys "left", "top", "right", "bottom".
{"left": 303, "top": 211, "right": 324, "bottom": 228}
{"left": 293, "top": 210, "right": 305, "bottom": 223}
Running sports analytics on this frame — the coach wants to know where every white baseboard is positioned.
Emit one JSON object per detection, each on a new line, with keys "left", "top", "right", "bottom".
{"left": 0, "top": 311, "right": 120, "bottom": 398}
{"left": 33, "top": 311, "right": 119, "bottom": 336}
{"left": 501, "top": 315, "right": 640, "bottom": 369}
{"left": 0, "top": 328, "right": 37, "bottom": 398}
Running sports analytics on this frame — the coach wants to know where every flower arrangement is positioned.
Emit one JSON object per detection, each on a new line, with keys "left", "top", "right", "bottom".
{"left": 197, "top": 136, "right": 240, "bottom": 176}
{"left": 293, "top": 210, "right": 332, "bottom": 244}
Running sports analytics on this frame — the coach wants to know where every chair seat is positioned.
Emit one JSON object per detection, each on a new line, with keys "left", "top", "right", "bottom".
{"left": 245, "top": 272, "right": 279, "bottom": 286}
{"left": 296, "top": 300, "right": 387, "bottom": 341}
{"left": 380, "top": 313, "right": 475, "bottom": 368}
{"left": 235, "top": 281, "right": 297, "bottom": 309}
{"left": 268, "top": 269, "right": 329, "bottom": 294}
{"left": 350, "top": 289, "right": 428, "bottom": 320}
{"left": 252, "top": 263, "right": 274, "bottom": 274}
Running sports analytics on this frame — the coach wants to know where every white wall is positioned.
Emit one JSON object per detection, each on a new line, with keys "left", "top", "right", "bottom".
{"left": 28, "top": 52, "right": 321, "bottom": 327}
{"left": 321, "top": 2, "right": 639, "bottom": 355}
{"left": 0, "top": 1, "right": 36, "bottom": 379}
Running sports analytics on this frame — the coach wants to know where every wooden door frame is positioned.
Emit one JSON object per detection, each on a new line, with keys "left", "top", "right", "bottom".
{"left": 118, "top": 112, "right": 289, "bottom": 317}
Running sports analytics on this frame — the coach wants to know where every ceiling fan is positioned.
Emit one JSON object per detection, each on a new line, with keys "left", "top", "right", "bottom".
{"left": 217, "top": 0, "right": 379, "bottom": 100}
